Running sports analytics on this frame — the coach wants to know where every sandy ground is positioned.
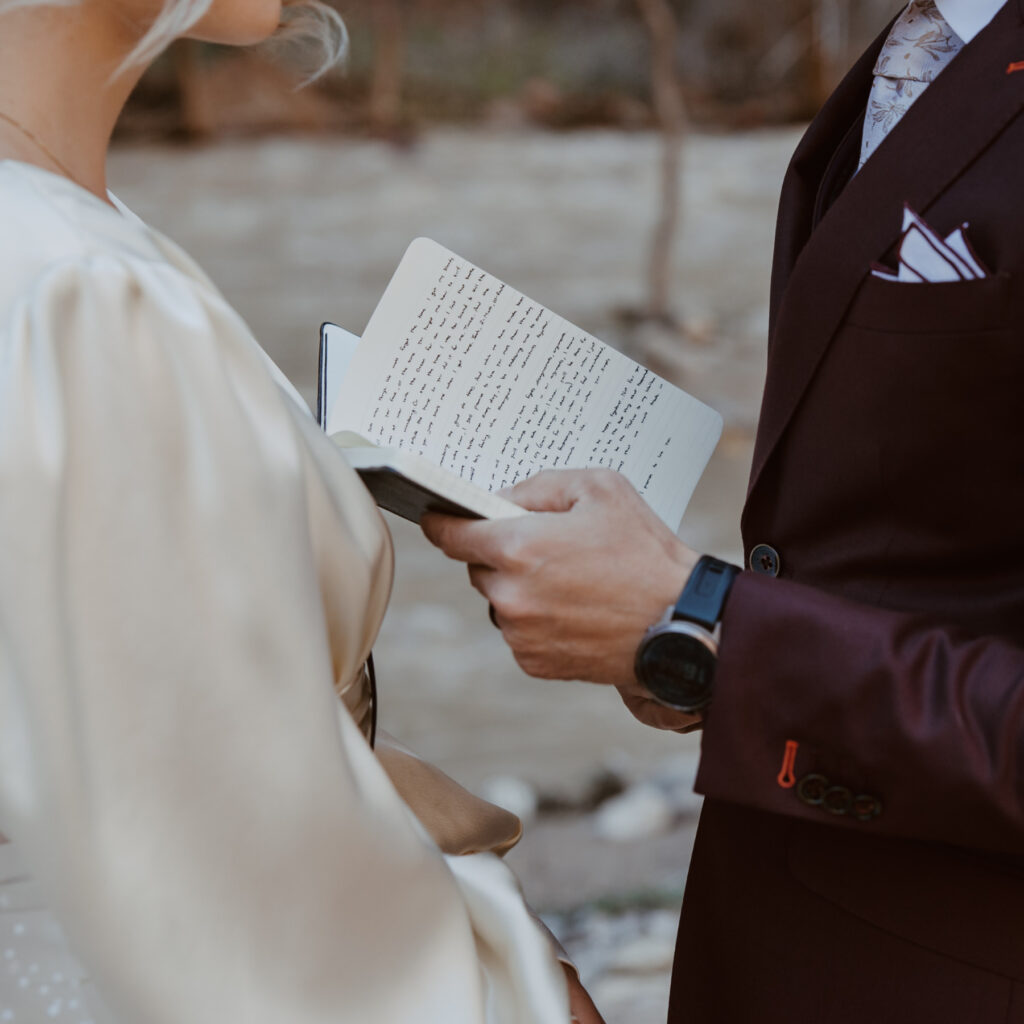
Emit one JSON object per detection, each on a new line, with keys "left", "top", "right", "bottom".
{"left": 109, "top": 126, "right": 800, "bottom": 1023}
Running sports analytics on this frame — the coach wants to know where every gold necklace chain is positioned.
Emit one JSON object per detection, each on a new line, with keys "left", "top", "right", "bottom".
{"left": 0, "top": 109, "right": 76, "bottom": 181}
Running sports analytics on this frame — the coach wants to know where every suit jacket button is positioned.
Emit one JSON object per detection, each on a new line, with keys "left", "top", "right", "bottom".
{"left": 797, "top": 773, "right": 828, "bottom": 806}
{"left": 750, "top": 544, "right": 781, "bottom": 577}
{"left": 853, "top": 794, "right": 882, "bottom": 821}
{"left": 823, "top": 785, "right": 853, "bottom": 815}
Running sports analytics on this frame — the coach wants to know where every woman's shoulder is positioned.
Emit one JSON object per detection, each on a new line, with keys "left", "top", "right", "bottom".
{"left": 0, "top": 160, "right": 199, "bottom": 312}
{"left": 0, "top": 160, "right": 315, "bottom": 423}
{"left": 0, "top": 160, "right": 261, "bottom": 368}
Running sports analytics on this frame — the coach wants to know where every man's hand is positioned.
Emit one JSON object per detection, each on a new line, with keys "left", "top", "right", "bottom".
{"left": 616, "top": 676, "right": 705, "bottom": 733}
{"left": 563, "top": 964, "right": 606, "bottom": 1024}
{"left": 421, "top": 469, "right": 698, "bottom": 688}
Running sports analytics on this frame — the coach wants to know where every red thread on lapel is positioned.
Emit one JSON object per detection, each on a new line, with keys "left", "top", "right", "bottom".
{"left": 1007, "top": 60, "right": 1024, "bottom": 75}
{"left": 777, "top": 740, "right": 799, "bottom": 789}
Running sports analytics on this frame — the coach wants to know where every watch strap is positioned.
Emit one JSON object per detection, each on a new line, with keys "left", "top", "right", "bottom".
{"left": 673, "top": 555, "right": 740, "bottom": 630}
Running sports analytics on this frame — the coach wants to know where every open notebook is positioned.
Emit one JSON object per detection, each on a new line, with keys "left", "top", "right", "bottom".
{"left": 319, "top": 238, "right": 723, "bottom": 530}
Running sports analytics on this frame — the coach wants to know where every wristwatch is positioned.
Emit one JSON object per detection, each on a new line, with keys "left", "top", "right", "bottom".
{"left": 634, "top": 555, "right": 740, "bottom": 713}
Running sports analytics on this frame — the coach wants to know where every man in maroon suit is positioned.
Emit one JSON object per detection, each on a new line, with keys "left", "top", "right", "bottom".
{"left": 425, "top": 0, "right": 1024, "bottom": 1019}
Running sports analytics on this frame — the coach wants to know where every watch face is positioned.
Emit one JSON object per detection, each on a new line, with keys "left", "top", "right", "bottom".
{"left": 636, "top": 629, "right": 716, "bottom": 711}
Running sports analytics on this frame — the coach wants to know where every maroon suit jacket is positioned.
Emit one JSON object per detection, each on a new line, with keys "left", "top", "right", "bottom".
{"left": 670, "top": 2, "right": 1024, "bottom": 1021}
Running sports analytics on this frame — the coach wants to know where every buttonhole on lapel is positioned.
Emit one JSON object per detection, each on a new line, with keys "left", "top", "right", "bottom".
{"left": 1007, "top": 60, "right": 1024, "bottom": 75}
{"left": 777, "top": 740, "right": 799, "bottom": 789}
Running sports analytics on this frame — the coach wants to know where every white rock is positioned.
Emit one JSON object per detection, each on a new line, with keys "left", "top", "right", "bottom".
{"left": 592, "top": 783, "right": 674, "bottom": 842}
{"left": 651, "top": 752, "right": 705, "bottom": 816}
{"left": 660, "top": 782, "right": 704, "bottom": 818}
{"left": 478, "top": 776, "right": 538, "bottom": 823}
{"left": 651, "top": 751, "right": 701, "bottom": 786}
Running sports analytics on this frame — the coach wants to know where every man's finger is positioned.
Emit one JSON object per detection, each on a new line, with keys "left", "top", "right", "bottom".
{"left": 468, "top": 563, "right": 497, "bottom": 600}
{"left": 421, "top": 512, "right": 510, "bottom": 566}
{"left": 499, "top": 469, "right": 606, "bottom": 512}
{"left": 467, "top": 566, "right": 504, "bottom": 629}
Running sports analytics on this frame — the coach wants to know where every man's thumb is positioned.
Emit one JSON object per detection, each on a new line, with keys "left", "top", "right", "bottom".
{"left": 499, "top": 469, "right": 593, "bottom": 512}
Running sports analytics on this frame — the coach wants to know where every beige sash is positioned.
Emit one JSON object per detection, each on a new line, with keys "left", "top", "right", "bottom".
{"left": 337, "top": 665, "right": 522, "bottom": 857}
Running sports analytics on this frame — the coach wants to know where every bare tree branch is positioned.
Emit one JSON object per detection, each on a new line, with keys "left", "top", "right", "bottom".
{"left": 370, "top": 0, "right": 408, "bottom": 134}
{"left": 635, "top": 0, "right": 687, "bottom": 325}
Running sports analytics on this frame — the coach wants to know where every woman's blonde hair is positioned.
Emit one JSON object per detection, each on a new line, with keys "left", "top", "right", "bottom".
{"left": 0, "top": 0, "right": 348, "bottom": 77}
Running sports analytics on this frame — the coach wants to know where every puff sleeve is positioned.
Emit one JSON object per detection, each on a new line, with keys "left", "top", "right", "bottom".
{"left": 0, "top": 254, "right": 568, "bottom": 1024}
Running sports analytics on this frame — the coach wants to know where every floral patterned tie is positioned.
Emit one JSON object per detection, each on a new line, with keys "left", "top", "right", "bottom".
{"left": 858, "top": 0, "right": 964, "bottom": 170}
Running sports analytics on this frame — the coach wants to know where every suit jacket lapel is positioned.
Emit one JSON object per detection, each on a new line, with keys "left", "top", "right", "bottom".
{"left": 767, "top": 13, "right": 898, "bottom": 337}
{"left": 748, "top": 0, "right": 1024, "bottom": 503}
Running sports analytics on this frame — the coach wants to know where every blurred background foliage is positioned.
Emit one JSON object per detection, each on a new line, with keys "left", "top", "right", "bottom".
{"left": 118, "top": 0, "right": 900, "bottom": 141}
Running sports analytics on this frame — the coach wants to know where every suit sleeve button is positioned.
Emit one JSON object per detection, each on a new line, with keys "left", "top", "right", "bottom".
{"left": 853, "top": 794, "right": 882, "bottom": 821}
{"left": 796, "top": 773, "right": 828, "bottom": 806}
{"left": 823, "top": 785, "right": 853, "bottom": 815}
{"left": 749, "top": 544, "right": 781, "bottom": 577}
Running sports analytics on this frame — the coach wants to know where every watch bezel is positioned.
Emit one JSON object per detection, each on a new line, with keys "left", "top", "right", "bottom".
{"left": 635, "top": 620, "right": 718, "bottom": 713}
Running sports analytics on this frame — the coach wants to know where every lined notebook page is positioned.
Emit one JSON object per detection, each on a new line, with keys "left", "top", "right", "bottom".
{"left": 330, "top": 239, "right": 722, "bottom": 530}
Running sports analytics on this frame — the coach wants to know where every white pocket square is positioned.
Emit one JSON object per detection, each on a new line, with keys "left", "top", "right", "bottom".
{"left": 871, "top": 205, "right": 991, "bottom": 283}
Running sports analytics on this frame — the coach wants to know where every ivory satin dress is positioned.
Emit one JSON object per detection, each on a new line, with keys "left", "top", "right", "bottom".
{"left": 0, "top": 161, "right": 569, "bottom": 1024}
